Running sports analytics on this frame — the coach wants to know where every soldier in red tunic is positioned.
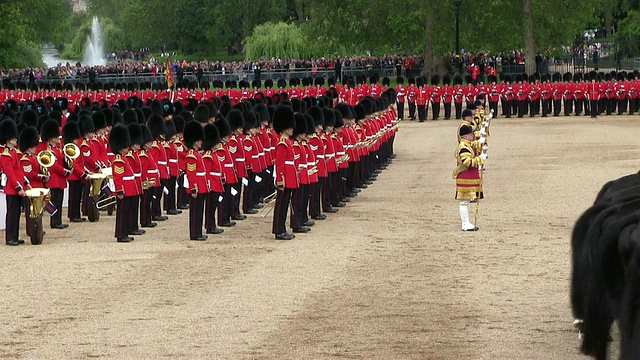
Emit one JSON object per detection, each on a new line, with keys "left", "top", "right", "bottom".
{"left": 146, "top": 114, "right": 169, "bottom": 222}
{"left": 62, "top": 121, "right": 89, "bottom": 223}
{"left": 138, "top": 125, "right": 159, "bottom": 229}
{"left": 272, "top": 106, "right": 297, "bottom": 240}
{"left": 109, "top": 125, "right": 137, "bottom": 243}
{"left": 202, "top": 124, "right": 224, "bottom": 235}
{"left": 39, "top": 119, "right": 69, "bottom": 229}
{"left": 183, "top": 121, "right": 208, "bottom": 241}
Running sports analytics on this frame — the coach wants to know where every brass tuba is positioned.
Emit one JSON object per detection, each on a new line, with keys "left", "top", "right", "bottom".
{"left": 36, "top": 149, "right": 56, "bottom": 177}
{"left": 25, "top": 188, "right": 51, "bottom": 219}
{"left": 259, "top": 191, "right": 278, "bottom": 217}
{"left": 63, "top": 143, "right": 80, "bottom": 170}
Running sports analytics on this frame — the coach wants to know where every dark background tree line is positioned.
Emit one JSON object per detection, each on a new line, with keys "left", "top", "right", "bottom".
{"left": 2, "top": 0, "right": 640, "bottom": 76}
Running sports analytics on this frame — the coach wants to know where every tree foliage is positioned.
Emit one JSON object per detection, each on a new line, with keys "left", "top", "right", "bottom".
{"left": 244, "top": 22, "right": 308, "bottom": 59}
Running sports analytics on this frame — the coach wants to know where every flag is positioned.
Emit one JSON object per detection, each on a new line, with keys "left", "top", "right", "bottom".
{"left": 165, "top": 57, "right": 175, "bottom": 89}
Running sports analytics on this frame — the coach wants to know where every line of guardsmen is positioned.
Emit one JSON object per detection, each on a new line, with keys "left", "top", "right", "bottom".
{"left": 0, "top": 79, "right": 398, "bottom": 244}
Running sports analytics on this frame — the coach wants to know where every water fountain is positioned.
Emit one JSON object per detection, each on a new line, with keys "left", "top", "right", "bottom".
{"left": 83, "top": 16, "right": 107, "bottom": 66}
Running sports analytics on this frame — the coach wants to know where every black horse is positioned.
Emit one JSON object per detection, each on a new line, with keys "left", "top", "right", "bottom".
{"left": 571, "top": 173, "right": 640, "bottom": 359}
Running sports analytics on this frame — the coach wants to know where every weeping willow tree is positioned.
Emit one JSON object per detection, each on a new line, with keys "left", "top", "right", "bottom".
{"left": 243, "top": 22, "right": 309, "bottom": 59}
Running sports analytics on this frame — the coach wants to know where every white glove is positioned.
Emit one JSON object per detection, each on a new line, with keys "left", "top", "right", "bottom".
{"left": 481, "top": 153, "right": 487, "bottom": 161}
{"left": 482, "top": 145, "right": 488, "bottom": 152}
{"left": 478, "top": 165, "right": 483, "bottom": 171}
{"left": 479, "top": 136, "right": 486, "bottom": 145}
{"left": 480, "top": 128, "right": 487, "bottom": 136}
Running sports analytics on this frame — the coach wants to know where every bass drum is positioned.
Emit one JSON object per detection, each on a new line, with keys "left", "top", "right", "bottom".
{"left": 87, "top": 196, "right": 100, "bottom": 222}
{"left": 30, "top": 216, "right": 44, "bottom": 245}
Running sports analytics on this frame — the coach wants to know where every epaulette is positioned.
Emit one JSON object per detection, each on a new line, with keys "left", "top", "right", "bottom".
{"left": 113, "top": 154, "right": 125, "bottom": 163}
{"left": 139, "top": 150, "right": 148, "bottom": 158}
{"left": 2, "top": 148, "right": 11, "bottom": 157}
{"left": 152, "top": 141, "right": 161, "bottom": 149}
{"left": 278, "top": 139, "right": 287, "bottom": 146}
{"left": 202, "top": 151, "right": 213, "bottom": 159}
{"left": 125, "top": 151, "right": 134, "bottom": 158}
{"left": 186, "top": 149, "right": 197, "bottom": 159}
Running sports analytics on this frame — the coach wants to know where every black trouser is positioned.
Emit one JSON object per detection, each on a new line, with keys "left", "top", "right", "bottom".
{"left": 177, "top": 173, "right": 189, "bottom": 208}
{"left": 417, "top": 104, "right": 426, "bottom": 121}
{"left": 6, "top": 195, "right": 20, "bottom": 242}
{"left": 322, "top": 172, "right": 336, "bottom": 211}
{"left": 68, "top": 180, "right": 84, "bottom": 220}
{"left": 50, "top": 188, "right": 64, "bottom": 227}
{"left": 290, "top": 187, "right": 306, "bottom": 229}
{"left": 81, "top": 178, "right": 91, "bottom": 216}
{"left": 504, "top": 100, "right": 512, "bottom": 118}
{"left": 152, "top": 179, "right": 167, "bottom": 217}
{"left": 205, "top": 191, "right": 221, "bottom": 231}
{"left": 529, "top": 100, "right": 538, "bottom": 117}
{"left": 443, "top": 102, "right": 452, "bottom": 119}
{"left": 218, "top": 184, "right": 233, "bottom": 224}
{"left": 575, "top": 99, "right": 584, "bottom": 115}
{"left": 618, "top": 98, "right": 628, "bottom": 114}
{"left": 630, "top": 98, "right": 636, "bottom": 115}
{"left": 164, "top": 176, "right": 177, "bottom": 212}
{"left": 517, "top": 100, "right": 526, "bottom": 118}
{"left": 455, "top": 102, "right": 463, "bottom": 119}
{"left": 590, "top": 99, "right": 598, "bottom": 117}
{"left": 272, "top": 188, "right": 292, "bottom": 235}
{"left": 500, "top": 99, "right": 508, "bottom": 116}
{"left": 541, "top": 99, "right": 550, "bottom": 116}
{"left": 564, "top": 99, "right": 574, "bottom": 116}
{"left": 606, "top": 98, "right": 615, "bottom": 115}
{"left": 553, "top": 99, "right": 562, "bottom": 116}
{"left": 396, "top": 102, "right": 404, "bottom": 120}
{"left": 115, "top": 196, "right": 132, "bottom": 240}
{"left": 189, "top": 193, "right": 204, "bottom": 238}
{"left": 488, "top": 101, "right": 498, "bottom": 118}
{"left": 511, "top": 100, "right": 518, "bottom": 116}
{"left": 302, "top": 183, "right": 311, "bottom": 224}
{"left": 242, "top": 171, "right": 257, "bottom": 212}
{"left": 140, "top": 188, "right": 153, "bottom": 226}
{"left": 231, "top": 182, "right": 242, "bottom": 217}
{"left": 347, "top": 162, "right": 357, "bottom": 194}
{"left": 129, "top": 195, "right": 140, "bottom": 233}
{"left": 432, "top": 101, "right": 441, "bottom": 119}
{"left": 309, "top": 178, "right": 323, "bottom": 218}
{"left": 408, "top": 102, "right": 416, "bottom": 119}
{"left": 599, "top": 98, "right": 606, "bottom": 115}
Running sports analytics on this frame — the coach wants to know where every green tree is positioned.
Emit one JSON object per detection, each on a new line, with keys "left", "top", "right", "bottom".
{"left": 243, "top": 22, "right": 309, "bottom": 59}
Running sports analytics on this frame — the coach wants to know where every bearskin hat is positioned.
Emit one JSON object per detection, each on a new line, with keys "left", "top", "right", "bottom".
{"left": 307, "top": 105, "right": 325, "bottom": 127}
{"left": 563, "top": 72, "right": 572, "bottom": 82}
{"left": 0, "top": 119, "right": 18, "bottom": 144}
{"left": 193, "top": 105, "right": 209, "bottom": 124}
{"left": 214, "top": 117, "right": 232, "bottom": 139}
{"left": 253, "top": 103, "right": 270, "bottom": 122}
{"left": 92, "top": 111, "right": 107, "bottom": 130}
{"left": 141, "top": 124, "right": 154, "bottom": 145}
{"left": 109, "top": 125, "right": 131, "bottom": 154}
{"left": 353, "top": 104, "right": 366, "bottom": 121}
{"left": 335, "top": 103, "right": 353, "bottom": 120}
{"left": 226, "top": 109, "right": 245, "bottom": 131}
{"left": 272, "top": 106, "right": 295, "bottom": 133}
{"left": 147, "top": 114, "right": 167, "bottom": 140}
{"left": 127, "top": 122, "right": 143, "bottom": 146}
{"left": 277, "top": 79, "right": 287, "bottom": 89}
{"left": 78, "top": 115, "right": 95, "bottom": 135}
{"left": 19, "top": 109, "right": 38, "bottom": 128}
{"left": 264, "top": 79, "right": 274, "bottom": 88}
{"left": 134, "top": 108, "right": 146, "bottom": 124}
{"left": 335, "top": 109, "right": 345, "bottom": 128}
{"left": 122, "top": 109, "right": 138, "bottom": 125}
{"left": 431, "top": 75, "right": 440, "bottom": 86}
{"left": 201, "top": 123, "right": 220, "bottom": 151}
{"left": 40, "top": 119, "right": 60, "bottom": 141}
{"left": 443, "top": 75, "right": 451, "bottom": 86}
{"left": 102, "top": 108, "right": 114, "bottom": 127}
{"left": 62, "top": 121, "right": 81, "bottom": 144}
{"left": 182, "top": 121, "right": 203, "bottom": 149}
{"left": 173, "top": 115, "right": 186, "bottom": 134}
{"left": 292, "top": 113, "right": 307, "bottom": 137}
{"left": 321, "top": 108, "right": 336, "bottom": 127}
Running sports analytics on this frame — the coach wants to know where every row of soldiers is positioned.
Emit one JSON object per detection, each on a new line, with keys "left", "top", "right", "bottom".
{"left": 394, "top": 70, "right": 640, "bottom": 122}
{"left": 0, "top": 88, "right": 397, "bottom": 244}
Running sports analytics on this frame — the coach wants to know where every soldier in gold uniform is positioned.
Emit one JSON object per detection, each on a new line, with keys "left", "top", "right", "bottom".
{"left": 453, "top": 124, "right": 485, "bottom": 231}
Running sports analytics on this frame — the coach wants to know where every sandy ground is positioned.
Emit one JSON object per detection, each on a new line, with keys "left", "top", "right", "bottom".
{"left": 2, "top": 112, "right": 632, "bottom": 359}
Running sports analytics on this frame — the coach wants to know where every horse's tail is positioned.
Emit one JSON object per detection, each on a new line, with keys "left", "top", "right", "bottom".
{"left": 620, "top": 245, "right": 640, "bottom": 360}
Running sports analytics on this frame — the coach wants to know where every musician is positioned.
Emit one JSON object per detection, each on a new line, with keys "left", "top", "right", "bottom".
{"left": 453, "top": 124, "right": 485, "bottom": 232}
{"left": 109, "top": 125, "right": 136, "bottom": 243}
{"left": 62, "top": 121, "right": 89, "bottom": 223}
{"left": 172, "top": 115, "right": 190, "bottom": 210}
{"left": 39, "top": 119, "right": 69, "bottom": 229}
{"left": 138, "top": 125, "right": 159, "bottom": 228}
{"left": 406, "top": 77, "right": 417, "bottom": 120}
{"left": 563, "top": 72, "right": 575, "bottom": 116}
{"left": 332, "top": 110, "right": 348, "bottom": 208}
{"left": 307, "top": 106, "right": 327, "bottom": 221}
{"left": 290, "top": 113, "right": 311, "bottom": 234}
{"left": 588, "top": 72, "right": 600, "bottom": 118}
{"left": 19, "top": 126, "right": 43, "bottom": 238}
{"left": 415, "top": 77, "right": 429, "bottom": 122}
{"left": 454, "top": 75, "right": 465, "bottom": 119}
{"left": 431, "top": 75, "right": 442, "bottom": 120}
{"left": 442, "top": 75, "right": 453, "bottom": 120}
{"left": 147, "top": 114, "right": 169, "bottom": 222}
{"left": 125, "top": 123, "right": 145, "bottom": 236}
{"left": 202, "top": 124, "right": 224, "bottom": 235}
{"left": 183, "top": 121, "right": 208, "bottom": 241}
{"left": 271, "top": 106, "right": 298, "bottom": 240}
{"left": 0, "top": 119, "right": 27, "bottom": 246}
{"left": 79, "top": 115, "right": 99, "bottom": 218}
{"left": 226, "top": 110, "right": 248, "bottom": 221}
{"left": 241, "top": 111, "right": 260, "bottom": 215}
{"left": 321, "top": 108, "right": 339, "bottom": 214}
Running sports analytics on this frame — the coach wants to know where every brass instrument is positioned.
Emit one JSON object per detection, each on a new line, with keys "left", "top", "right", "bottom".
{"left": 86, "top": 173, "right": 108, "bottom": 220}
{"left": 96, "top": 195, "right": 117, "bottom": 210}
{"left": 63, "top": 143, "right": 80, "bottom": 169}
{"left": 98, "top": 168, "right": 116, "bottom": 215}
{"left": 260, "top": 190, "right": 278, "bottom": 217}
{"left": 25, "top": 187, "right": 51, "bottom": 245}
{"left": 36, "top": 149, "right": 56, "bottom": 178}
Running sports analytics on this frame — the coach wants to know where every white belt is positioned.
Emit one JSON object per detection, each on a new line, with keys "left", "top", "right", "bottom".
{"left": 157, "top": 161, "right": 167, "bottom": 165}
{"left": 134, "top": 173, "right": 141, "bottom": 178}
{"left": 169, "top": 159, "right": 178, "bottom": 163}
{"left": 196, "top": 172, "right": 206, "bottom": 176}
{"left": 337, "top": 152, "right": 345, "bottom": 156}
{"left": 252, "top": 155, "right": 259, "bottom": 159}
{"left": 123, "top": 176, "right": 135, "bottom": 180}
{"left": 285, "top": 161, "right": 295, "bottom": 165}
{"left": 258, "top": 152, "right": 265, "bottom": 156}
{"left": 107, "top": 152, "right": 114, "bottom": 156}
{"left": 317, "top": 155, "right": 325, "bottom": 159}
{"left": 209, "top": 172, "right": 222, "bottom": 176}
{"left": 224, "top": 164, "right": 234, "bottom": 168}
{"left": 326, "top": 154, "right": 335, "bottom": 158}
{"left": 299, "top": 164, "right": 308, "bottom": 169}
{"left": 236, "top": 158, "right": 245, "bottom": 162}
{"left": 148, "top": 169, "right": 159, "bottom": 174}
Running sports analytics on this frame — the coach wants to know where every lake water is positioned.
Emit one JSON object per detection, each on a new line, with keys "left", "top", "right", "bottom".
{"left": 41, "top": 46, "right": 75, "bottom": 68}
